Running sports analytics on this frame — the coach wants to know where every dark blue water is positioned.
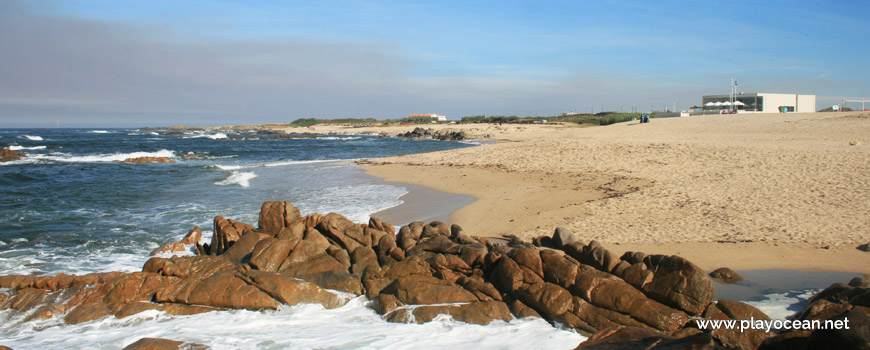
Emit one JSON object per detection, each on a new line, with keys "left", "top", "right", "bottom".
{"left": 0, "top": 128, "right": 473, "bottom": 274}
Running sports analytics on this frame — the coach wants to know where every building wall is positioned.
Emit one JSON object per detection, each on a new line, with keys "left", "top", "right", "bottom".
{"left": 797, "top": 95, "right": 816, "bottom": 112}
{"left": 759, "top": 93, "right": 798, "bottom": 113}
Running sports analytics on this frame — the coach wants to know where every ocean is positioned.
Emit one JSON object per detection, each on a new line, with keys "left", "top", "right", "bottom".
{"left": 0, "top": 128, "right": 857, "bottom": 349}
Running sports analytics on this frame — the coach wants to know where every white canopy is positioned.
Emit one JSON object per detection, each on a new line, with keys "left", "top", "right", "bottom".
{"left": 705, "top": 102, "right": 716, "bottom": 107}
{"left": 713, "top": 102, "right": 723, "bottom": 106}
{"left": 733, "top": 100, "right": 745, "bottom": 106}
{"left": 722, "top": 101, "right": 732, "bottom": 106}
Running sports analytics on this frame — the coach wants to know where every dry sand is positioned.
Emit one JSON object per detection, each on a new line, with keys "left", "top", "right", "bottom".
{"left": 330, "top": 112, "right": 870, "bottom": 274}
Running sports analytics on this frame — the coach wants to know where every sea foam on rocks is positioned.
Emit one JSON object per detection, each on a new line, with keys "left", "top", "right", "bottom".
{"left": 1, "top": 201, "right": 865, "bottom": 349}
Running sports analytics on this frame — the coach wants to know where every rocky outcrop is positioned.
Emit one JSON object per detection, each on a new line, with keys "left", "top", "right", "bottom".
{"left": 123, "top": 338, "right": 209, "bottom": 350}
{"left": 760, "top": 278, "right": 870, "bottom": 349}
{"left": 1, "top": 147, "right": 25, "bottom": 162}
{"left": 710, "top": 267, "right": 745, "bottom": 283}
{"left": 398, "top": 127, "right": 468, "bottom": 141}
{"left": 121, "top": 157, "right": 175, "bottom": 163}
{"left": 150, "top": 226, "right": 202, "bottom": 255}
{"left": 1, "top": 200, "right": 747, "bottom": 343}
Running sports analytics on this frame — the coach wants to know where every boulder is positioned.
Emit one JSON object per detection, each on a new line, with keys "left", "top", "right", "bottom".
{"left": 368, "top": 217, "right": 395, "bottom": 235}
{"left": 248, "top": 238, "right": 295, "bottom": 272}
{"left": 710, "top": 267, "right": 744, "bottom": 283}
{"left": 316, "top": 213, "right": 370, "bottom": 251}
{"left": 640, "top": 255, "right": 714, "bottom": 315}
{"left": 123, "top": 338, "right": 209, "bottom": 350}
{"left": 150, "top": 226, "right": 203, "bottom": 256}
{"left": 553, "top": 227, "right": 580, "bottom": 248}
{"left": 210, "top": 216, "right": 253, "bottom": 256}
{"left": 221, "top": 232, "right": 272, "bottom": 264}
{"left": 575, "top": 326, "right": 719, "bottom": 349}
{"left": 240, "top": 270, "right": 346, "bottom": 309}
{"left": 384, "top": 300, "right": 511, "bottom": 325}
{"left": 0, "top": 147, "right": 25, "bottom": 162}
{"left": 382, "top": 275, "right": 479, "bottom": 305}
{"left": 257, "top": 201, "right": 301, "bottom": 234}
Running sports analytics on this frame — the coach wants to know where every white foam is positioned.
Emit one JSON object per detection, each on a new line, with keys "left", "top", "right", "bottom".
{"left": 11, "top": 238, "right": 28, "bottom": 243}
{"left": 20, "top": 135, "right": 43, "bottom": 141}
{"left": 0, "top": 296, "right": 585, "bottom": 349}
{"left": 90, "top": 130, "right": 109, "bottom": 134}
{"left": 744, "top": 289, "right": 819, "bottom": 321}
{"left": 318, "top": 136, "right": 362, "bottom": 141}
{"left": 214, "top": 159, "right": 339, "bottom": 171}
{"left": 29, "top": 149, "right": 176, "bottom": 163}
{"left": 8, "top": 145, "right": 46, "bottom": 151}
{"left": 214, "top": 171, "right": 257, "bottom": 187}
{"left": 183, "top": 132, "right": 228, "bottom": 140}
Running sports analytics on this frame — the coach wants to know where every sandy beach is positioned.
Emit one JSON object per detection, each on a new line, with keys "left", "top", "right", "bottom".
{"left": 287, "top": 112, "right": 870, "bottom": 274}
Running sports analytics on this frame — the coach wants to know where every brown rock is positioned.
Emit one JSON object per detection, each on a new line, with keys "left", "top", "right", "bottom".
{"left": 1, "top": 147, "right": 25, "bottom": 162}
{"left": 641, "top": 255, "right": 714, "bottom": 315}
{"left": 710, "top": 267, "right": 744, "bottom": 283}
{"left": 553, "top": 227, "right": 580, "bottom": 248}
{"left": 257, "top": 201, "right": 302, "bottom": 234}
{"left": 350, "top": 246, "right": 379, "bottom": 277}
{"left": 540, "top": 250, "right": 580, "bottom": 289}
{"left": 384, "top": 300, "right": 512, "bottom": 325}
{"left": 572, "top": 267, "right": 689, "bottom": 333}
{"left": 382, "top": 275, "right": 478, "bottom": 305}
{"left": 210, "top": 216, "right": 253, "bottom": 256}
{"left": 509, "top": 247, "right": 544, "bottom": 278}
{"left": 420, "top": 221, "right": 450, "bottom": 239}
{"left": 515, "top": 282, "right": 574, "bottom": 319}
{"left": 509, "top": 299, "right": 542, "bottom": 319}
{"left": 221, "top": 232, "right": 272, "bottom": 264}
{"left": 122, "top": 338, "right": 209, "bottom": 350}
{"left": 248, "top": 237, "right": 295, "bottom": 272}
{"left": 368, "top": 217, "right": 395, "bottom": 235}
{"left": 241, "top": 270, "right": 346, "bottom": 309}
{"left": 120, "top": 157, "right": 175, "bottom": 163}
{"left": 317, "top": 213, "right": 370, "bottom": 251}
{"left": 575, "top": 326, "right": 718, "bottom": 349}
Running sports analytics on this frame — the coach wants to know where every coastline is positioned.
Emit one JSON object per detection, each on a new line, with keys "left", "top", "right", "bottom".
{"left": 355, "top": 112, "right": 870, "bottom": 274}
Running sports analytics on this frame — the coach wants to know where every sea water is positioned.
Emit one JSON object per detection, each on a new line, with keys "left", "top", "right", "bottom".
{"left": 0, "top": 129, "right": 856, "bottom": 349}
{"left": 0, "top": 128, "right": 588, "bottom": 349}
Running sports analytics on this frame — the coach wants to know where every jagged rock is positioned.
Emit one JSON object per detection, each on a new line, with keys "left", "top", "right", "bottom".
{"left": 575, "top": 326, "right": 720, "bottom": 349}
{"left": 384, "top": 300, "right": 511, "bottom": 325}
{"left": 317, "top": 213, "right": 370, "bottom": 251}
{"left": 210, "top": 216, "right": 253, "bottom": 256}
{"left": 120, "top": 157, "right": 175, "bottom": 163}
{"left": 368, "top": 217, "right": 395, "bottom": 235}
{"left": 123, "top": 338, "right": 209, "bottom": 350}
{"left": 248, "top": 237, "right": 296, "bottom": 272}
{"left": 240, "top": 270, "right": 346, "bottom": 308}
{"left": 509, "top": 299, "right": 542, "bottom": 319}
{"left": 710, "top": 267, "right": 744, "bottom": 283}
{"left": 1, "top": 147, "right": 25, "bottom": 162}
{"left": 222, "top": 232, "right": 272, "bottom": 264}
{"left": 151, "top": 227, "right": 203, "bottom": 256}
{"left": 553, "top": 227, "right": 580, "bottom": 248}
{"left": 382, "top": 275, "right": 478, "bottom": 305}
{"left": 420, "top": 221, "right": 450, "bottom": 239}
{"left": 572, "top": 267, "right": 689, "bottom": 333}
{"left": 640, "top": 255, "right": 714, "bottom": 316}
{"left": 258, "top": 201, "right": 302, "bottom": 234}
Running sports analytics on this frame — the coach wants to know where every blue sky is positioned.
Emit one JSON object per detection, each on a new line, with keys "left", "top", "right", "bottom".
{"left": 1, "top": 0, "right": 868, "bottom": 127}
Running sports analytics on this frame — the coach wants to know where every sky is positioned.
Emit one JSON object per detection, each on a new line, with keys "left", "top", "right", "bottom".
{"left": 1, "top": 0, "right": 869, "bottom": 127}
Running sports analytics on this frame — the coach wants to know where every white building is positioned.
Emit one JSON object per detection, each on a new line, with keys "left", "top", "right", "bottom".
{"left": 702, "top": 93, "right": 816, "bottom": 113}
{"left": 408, "top": 114, "right": 447, "bottom": 121}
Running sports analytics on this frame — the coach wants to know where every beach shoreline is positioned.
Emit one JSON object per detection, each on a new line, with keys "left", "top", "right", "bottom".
{"left": 351, "top": 112, "right": 870, "bottom": 274}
